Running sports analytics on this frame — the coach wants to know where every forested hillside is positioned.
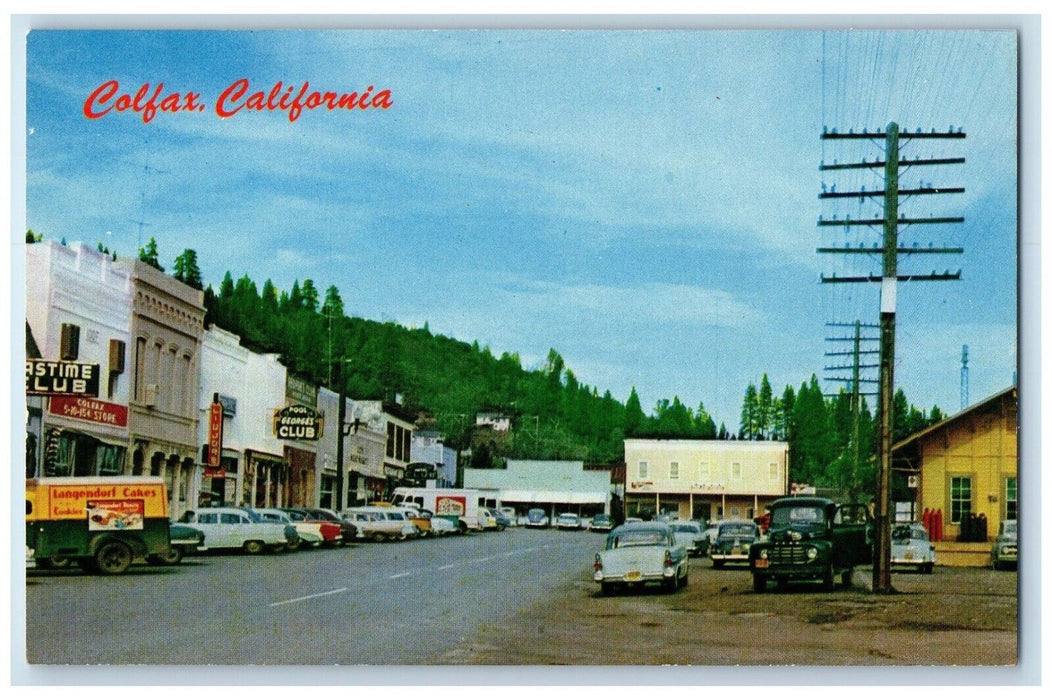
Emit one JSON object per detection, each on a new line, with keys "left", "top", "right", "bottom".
{"left": 30, "top": 232, "right": 947, "bottom": 495}
{"left": 200, "top": 264, "right": 946, "bottom": 496}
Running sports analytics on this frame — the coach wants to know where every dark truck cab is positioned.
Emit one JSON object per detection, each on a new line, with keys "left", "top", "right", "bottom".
{"left": 749, "top": 496, "right": 871, "bottom": 592}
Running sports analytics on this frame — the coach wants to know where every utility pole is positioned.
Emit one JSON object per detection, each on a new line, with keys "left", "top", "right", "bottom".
{"left": 819, "top": 122, "right": 965, "bottom": 593}
{"left": 824, "top": 320, "right": 879, "bottom": 499}
{"left": 960, "top": 345, "right": 969, "bottom": 410}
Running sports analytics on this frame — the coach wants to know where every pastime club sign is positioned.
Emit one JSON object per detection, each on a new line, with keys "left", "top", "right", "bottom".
{"left": 26, "top": 359, "right": 101, "bottom": 397}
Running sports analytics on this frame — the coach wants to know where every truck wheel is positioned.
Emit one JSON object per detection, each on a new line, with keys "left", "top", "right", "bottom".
{"left": 822, "top": 563, "right": 835, "bottom": 592}
{"left": 752, "top": 574, "right": 767, "bottom": 593}
{"left": 712, "top": 560, "right": 723, "bottom": 569}
{"left": 841, "top": 568, "right": 854, "bottom": 587}
{"left": 458, "top": 521, "right": 468, "bottom": 535}
{"left": 243, "top": 540, "right": 265, "bottom": 555}
{"left": 36, "top": 556, "right": 72, "bottom": 570}
{"left": 95, "top": 540, "right": 133, "bottom": 574}
{"left": 600, "top": 582, "right": 615, "bottom": 596}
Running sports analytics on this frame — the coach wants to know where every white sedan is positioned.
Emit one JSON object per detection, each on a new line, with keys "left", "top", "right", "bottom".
{"left": 891, "top": 523, "right": 935, "bottom": 573}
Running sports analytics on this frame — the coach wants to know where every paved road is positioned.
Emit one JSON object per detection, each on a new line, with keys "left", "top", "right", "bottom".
{"left": 25, "top": 527, "right": 605, "bottom": 665}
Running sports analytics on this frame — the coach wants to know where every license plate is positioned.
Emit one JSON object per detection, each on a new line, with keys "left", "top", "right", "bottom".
{"left": 904, "top": 552, "right": 914, "bottom": 560}
{"left": 755, "top": 559, "right": 769, "bottom": 569}
{"left": 625, "top": 570, "right": 642, "bottom": 582}
{"left": 732, "top": 547, "right": 742, "bottom": 555}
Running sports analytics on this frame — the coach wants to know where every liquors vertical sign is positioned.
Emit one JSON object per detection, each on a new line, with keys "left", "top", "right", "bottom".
{"left": 205, "top": 398, "right": 225, "bottom": 478}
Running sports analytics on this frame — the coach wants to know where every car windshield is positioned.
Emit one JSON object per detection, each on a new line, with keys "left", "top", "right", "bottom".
{"left": 892, "top": 524, "right": 915, "bottom": 541}
{"left": 719, "top": 524, "right": 756, "bottom": 537}
{"left": 528, "top": 509, "right": 545, "bottom": 518}
{"left": 593, "top": 515, "right": 611, "bottom": 522}
{"left": 673, "top": 523, "right": 699, "bottom": 533}
{"left": 239, "top": 509, "right": 264, "bottom": 523}
{"left": 1003, "top": 521, "right": 1017, "bottom": 536}
{"left": 770, "top": 506, "right": 824, "bottom": 527}
{"left": 608, "top": 529, "right": 667, "bottom": 549}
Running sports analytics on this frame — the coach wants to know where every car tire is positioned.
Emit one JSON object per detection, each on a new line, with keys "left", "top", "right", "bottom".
{"left": 600, "top": 582, "right": 616, "bottom": 596}
{"left": 148, "top": 547, "right": 183, "bottom": 566}
{"left": 841, "top": 568, "right": 853, "bottom": 587}
{"left": 712, "top": 560, "right": 723, "bottom": 570}
{"left": 752, "top": 574, "right": 767, "bottom": 593}
{"left": 95, "top": 540, "right": 133, "bottom": 575}
{"left": 662, "top": 576, "right": 677, "bottom": 593}
{"left": 373, "top": 532, "right": 387, "bottom": 543}
{"left": 922, "top": 562, "right": 934, "bottom": 574}
{"left": 680, "top": 568, "right": 689, "bottom": 589}
{"left": 243, "top": 540, "right": 265, "bottom": 555}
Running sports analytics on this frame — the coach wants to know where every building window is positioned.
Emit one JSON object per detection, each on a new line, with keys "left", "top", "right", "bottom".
{"left": 669, "top": 461, "right": 680, "bottom": 479}
{"left": 60, "top": 323, "right": 80, "bottom": 360}
{"left": 638, "top": 461, "right": 648, "bottom": 479}
{"left": 134, "top": 337, "right": 146, "bottom": 401}
{"left": 1005, "top": 477, "right": 1017, "bottom": 520}
{"left": 950, "top": 476, "right": 972, "bottom": 524}
{"left": 732, "top": 462, "right": 742, "bottom": 480}
{"left": 769, "top": 462, "right": 778, "bottom": 480}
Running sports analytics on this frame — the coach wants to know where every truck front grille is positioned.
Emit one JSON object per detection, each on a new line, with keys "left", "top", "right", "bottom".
{"left": 768, "top": 544, "right": 809, "bottom": 565}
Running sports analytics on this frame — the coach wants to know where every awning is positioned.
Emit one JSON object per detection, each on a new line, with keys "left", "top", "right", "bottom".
{"left": 498, "top": 490, "right": 607, "bottom": 505}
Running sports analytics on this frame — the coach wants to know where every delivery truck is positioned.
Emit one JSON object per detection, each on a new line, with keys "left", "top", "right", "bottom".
{"left": 391, "top": 487, "right": 490, "bottom": 533}
{"left": 26, "top": 476, "right": 174, "bottom": 574}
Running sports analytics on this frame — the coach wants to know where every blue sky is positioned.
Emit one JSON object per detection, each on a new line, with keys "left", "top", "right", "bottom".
{"left": 22, "top": 28, "right": 1018, "bottom": 430}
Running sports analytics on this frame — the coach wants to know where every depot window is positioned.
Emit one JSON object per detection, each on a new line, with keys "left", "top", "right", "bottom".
{"left": 638, "top": 460, "right": 648, "bottom": 479}
{"left": 950, "top": 476, "right": 972, "bottom": 524}
{"left": 1005, "top": 477, "right": 1017, "bottom": 520}
{"left": 669, "top": 461, "right": 680, "bottom": 479}
{"left": 732, "top": 462, "right": 742, "bottom": 480}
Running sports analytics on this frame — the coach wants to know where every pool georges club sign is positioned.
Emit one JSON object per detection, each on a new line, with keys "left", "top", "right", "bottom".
{"left": 272, "top": 404, "right": 324, "bottom": 441}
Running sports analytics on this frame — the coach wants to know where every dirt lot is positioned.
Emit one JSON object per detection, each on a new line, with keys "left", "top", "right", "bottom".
{"left": 443, "top": 563, "right": 1017, "bottom": 666}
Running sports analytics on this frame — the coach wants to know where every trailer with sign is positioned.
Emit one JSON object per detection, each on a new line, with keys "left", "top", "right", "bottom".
{"left": 26, "top": 476, "right": 174, "bottom": 574}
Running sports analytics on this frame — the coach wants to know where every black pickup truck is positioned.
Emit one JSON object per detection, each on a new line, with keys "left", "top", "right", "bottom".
{"left": 749, "top": 497, "right": 872, "bottom": 592}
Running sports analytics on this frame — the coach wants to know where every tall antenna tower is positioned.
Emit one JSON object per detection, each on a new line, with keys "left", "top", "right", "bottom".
{"left": 960, "top": 345, "right": 969, "bottom": 410}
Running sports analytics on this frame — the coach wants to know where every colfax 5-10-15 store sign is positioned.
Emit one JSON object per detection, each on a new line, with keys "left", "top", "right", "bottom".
{"left": 273, "top": 404, "right": 324, "bottom": 441}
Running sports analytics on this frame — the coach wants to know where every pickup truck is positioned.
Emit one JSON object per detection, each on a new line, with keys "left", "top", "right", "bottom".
{"left": 593, "top": 522, "right": 689, "bottom": 595}
{"left": 749, "top": 497, "right": 871, "bottom": 592}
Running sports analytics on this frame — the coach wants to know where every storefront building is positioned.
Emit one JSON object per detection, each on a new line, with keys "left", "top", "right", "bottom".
{"left": 118, "top": 258, "right": 206, "bottom": 519}
{"left": 463, "top": 459, "right": 612, "bottom": 519}
{"left": 354, "top": 400, "right": 416, "bottom": 499}
{"left": 25, "top": 241, "right": 133, "bottom": 480}
{"left": 624, "top": 439, "right": 790, "bottom": 522}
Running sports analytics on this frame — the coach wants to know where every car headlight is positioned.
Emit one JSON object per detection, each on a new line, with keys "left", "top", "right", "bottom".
{"left": 759, "top": 549, "right": 769, "bottom": 560}
{"left": 806, "top": 546, "right": 818, "bottom": 561}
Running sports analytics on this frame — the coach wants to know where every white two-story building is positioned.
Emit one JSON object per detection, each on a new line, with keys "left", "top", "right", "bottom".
{"left": 624, "top": 439, "right": 790, "bottom": 522}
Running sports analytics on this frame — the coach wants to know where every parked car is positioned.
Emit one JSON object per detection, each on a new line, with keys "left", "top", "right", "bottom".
{"left": 710, "top": 520, "right": 760, "bottom": 568}
{"left": 478, "top": 508, "right": 500, "bottom": 531}
{"left": 342, "top": 506, "right": 419, "bottom": 542}
{"left": 556, "top": 513, "right": 583, "bottom": 530}
{"left": 428, "top": 514, "right": 459, "bottom": 536}
{"left": 144, "top": 522, "right": 204, "bottom": 565}
{"left": 589, "top": 513, "right": 614, "bottom": 532}
{"left": 702, "top": 521, "right": 721, "bottom": 548}
{"left": 670, "top": 521, "right": 706, "bottom": 557}
{"left": 991, "top": 519, "right": 1017, "bottom": 570}
{"left": 525, "top": 508, "right": 550, "bottom": 528}
{"left": 177, "top": 507, "right": 296, "bottom": 554}
{"left": 499, "top": 507, "right": 519, "bottom": 527}
{"left": 891, "top": 522, "right": 935, "bottom": 573}
{"left": 489, "top": 508, "right": 511, "bottom": 530}
{"left": 299, "top": 507, "right": 359, "bottom": 544}
{"left": 593, "top": 522, "right": 689, "bottom": 595}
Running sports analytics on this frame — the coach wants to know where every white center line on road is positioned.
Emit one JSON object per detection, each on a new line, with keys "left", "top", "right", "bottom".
{"left": 437, "top": 564, "right": 456, "bottom": 570}
{"left": 269, "top": 587, "right": 347, "bottom": 607}
{"left": 390, "top": 572, "right": 413, "bottom": 579}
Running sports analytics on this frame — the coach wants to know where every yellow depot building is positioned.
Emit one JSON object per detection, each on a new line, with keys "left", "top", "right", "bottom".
{"left": 624, "top": 438, "right": 790, "bottom": 522}
{"left": 892, "top": 387, "right": 1017, "bottom": 566}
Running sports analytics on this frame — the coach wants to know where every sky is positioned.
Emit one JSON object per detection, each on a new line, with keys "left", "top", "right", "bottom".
{"left": 20, "top": 27, "right": 1019, "bottom": 431}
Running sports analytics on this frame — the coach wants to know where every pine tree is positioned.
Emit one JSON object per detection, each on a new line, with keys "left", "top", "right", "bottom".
{"left": 740, "top": 382, "right": 759, "bottom": 440}
{"left": 138, "top": 237, "right": 164, "bottom": 271}
{"left": 757, "top": 374, "right": 773, "bottom": 439}
{"left": 173, "top": 249, "right": 204, "bottom": 290}
{"left": 624, "top": 387, "right": 645, "bottom": 438}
